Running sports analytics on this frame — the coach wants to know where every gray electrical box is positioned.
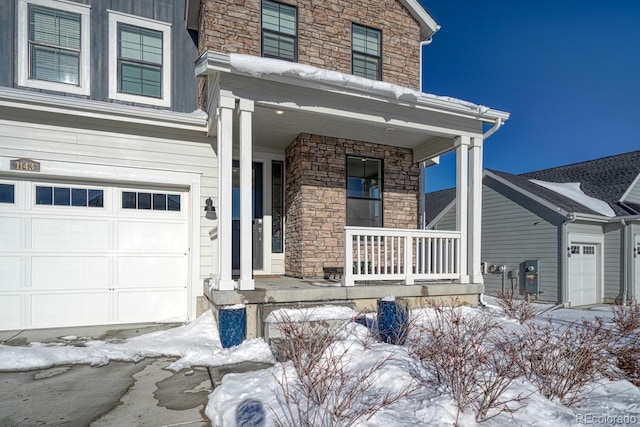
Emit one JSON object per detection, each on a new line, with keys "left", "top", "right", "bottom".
{"left": 523, "top": 260, "right": 539, "bottom": 294}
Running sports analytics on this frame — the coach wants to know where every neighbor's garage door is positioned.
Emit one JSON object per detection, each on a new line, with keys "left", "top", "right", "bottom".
{"left": 568, "top": 243, "right": 598, "bottom": 306}
{"left": 0, "top": 178, "right": 189, "bottom": 330}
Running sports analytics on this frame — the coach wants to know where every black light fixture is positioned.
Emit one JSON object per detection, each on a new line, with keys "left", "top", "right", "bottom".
{"left": 204, "top": 197, "right": 217, "bottom": 219}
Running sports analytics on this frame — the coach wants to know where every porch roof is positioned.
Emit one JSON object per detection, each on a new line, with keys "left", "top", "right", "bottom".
{"left": 196, "top": 52, "right": 509, "bottom": 160}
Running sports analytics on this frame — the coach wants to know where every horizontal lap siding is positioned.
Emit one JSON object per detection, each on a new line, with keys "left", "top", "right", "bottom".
{"left": 603, "top": 223, "right": 623, "bottom": 301}
{"left": 480, "top": 184, "right": 560, "bottom": 302}
{"left": 0, "top": 118, "right": 216, "bottom": 282}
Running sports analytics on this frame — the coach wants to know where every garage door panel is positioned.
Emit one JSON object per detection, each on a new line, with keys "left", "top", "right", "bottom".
{"left": 118, "top": 221, "right": 186, "bottom": 252}
{"left": 31, "top": 292, "right": 111, "bottom": 327}
{"left": 118, "top": 256, "right": 186, "bottom": 287}
{"left": 0, "top": 295, "right": 23, "bottom": 330}
{"left": 31, "top": 257, "right": 110, "bottom": 289}
{"left": 0, "top": 217, "right": 23, "bottom": 249}
{"left": 569, "top": 243, "right": 598, "bottom": 306}
{"left": 117, "top": 289, "right": 187, "bottom": 323}
{"left": 32, "top": 218, "right": 110, "bottom": 251}
{"left": 0, "top": 257, "right": 22, "bottom": 289}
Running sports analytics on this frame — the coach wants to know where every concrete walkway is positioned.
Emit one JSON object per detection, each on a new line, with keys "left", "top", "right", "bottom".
{"left": 0, "top": 323, "right": 272, "bottom": 426}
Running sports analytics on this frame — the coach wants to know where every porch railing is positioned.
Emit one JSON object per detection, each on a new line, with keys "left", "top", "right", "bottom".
{"left": 342, "top": 227, "right": 462, "bottom": 286}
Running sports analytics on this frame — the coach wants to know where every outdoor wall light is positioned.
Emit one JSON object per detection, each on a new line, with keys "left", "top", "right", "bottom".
{"left": 275, "top": 110, "right": 285, "bottom": 115}
{"left": 204, "top": 197, "right": 217, "bottom": 220}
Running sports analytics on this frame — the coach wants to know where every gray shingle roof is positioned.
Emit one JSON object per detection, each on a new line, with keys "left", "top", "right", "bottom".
{"left": 426, "top": 150, "right": 640, "bottom": 220}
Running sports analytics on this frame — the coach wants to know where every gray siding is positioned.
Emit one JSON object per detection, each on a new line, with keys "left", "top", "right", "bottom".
{"left": 603, "top": 222, "right": 623, "bottom": 301}
{"left": 0, "top": 0, "right": 198, "bottom": 113}
{"left": 431, "top": 205, "right": 456, "bottom": 231}
{"left": 480, "top": 179, "right": 563, "bottom": 302}
{"left": 624, "top": 175, "right": 640, "bottom": 205}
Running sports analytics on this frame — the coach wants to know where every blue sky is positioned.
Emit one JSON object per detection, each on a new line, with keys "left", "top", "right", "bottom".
{"left": 419, "top": 0, "right": 640, "bottom": 191}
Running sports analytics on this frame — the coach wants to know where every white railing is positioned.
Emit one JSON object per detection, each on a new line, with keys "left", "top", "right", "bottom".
{"left": 342, "top": 227, "right": 462, "bottom": 286}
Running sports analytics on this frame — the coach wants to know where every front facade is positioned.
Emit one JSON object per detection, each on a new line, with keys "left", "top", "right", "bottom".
{"left": 1, "top": 0, "right": 509, "bottom": 331}
{"left": 428, "top": 151, "right": 640, "bottom": 306}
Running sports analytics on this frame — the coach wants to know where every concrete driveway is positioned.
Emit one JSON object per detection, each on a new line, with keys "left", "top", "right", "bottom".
{"left": 0, "top": 323, "right": 271, "bottom": 426}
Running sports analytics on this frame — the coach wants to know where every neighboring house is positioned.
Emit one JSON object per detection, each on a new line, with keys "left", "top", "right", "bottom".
{"left": 427, "top": 151, "right": 640, "bottom": 306}
{"left": 0, "top": 0, "right": 509, "bottom": 332}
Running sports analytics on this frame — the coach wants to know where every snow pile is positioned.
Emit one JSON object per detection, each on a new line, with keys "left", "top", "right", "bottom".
{"left": 0, "top": 311, "right": 274, "bottom": 372}
{"left": 229, "top": 53, "right": 489, "bottom": 112}
{"left": 529, "top": 179, "right": 616, "bottom": 217}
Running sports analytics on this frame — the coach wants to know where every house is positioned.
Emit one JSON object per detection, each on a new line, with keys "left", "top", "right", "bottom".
{"left": 0, "top": 0, "right": 509, "bottom": 334}
{"left": 427, "top": 151, "right": 640, "bottom": 306}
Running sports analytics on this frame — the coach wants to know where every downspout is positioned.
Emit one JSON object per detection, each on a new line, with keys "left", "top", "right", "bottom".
{"left": 483, "top": 117, "right": 503, "bottom": 139}
{"left": 560, "top": 213, "right": 577, "bottom": 305}
{"left": 621, "top": 218, "right": 628, "bottom": 306}
{"left": 419, "top": 38, "right": 434, "bottom": 92}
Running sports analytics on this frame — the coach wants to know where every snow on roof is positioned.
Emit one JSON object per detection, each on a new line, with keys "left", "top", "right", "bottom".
{"left": 529, "top": 179, "right": 616, "bottom": 217}
{"left": 228, "top": 54, "right": 490, "bottom": 113}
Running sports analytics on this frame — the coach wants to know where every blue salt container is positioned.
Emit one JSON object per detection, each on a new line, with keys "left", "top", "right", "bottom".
{"left": 377, "top": 297, "right": 409, "bottom": 345}
{"left": 219, "top": 305, "right": 246, "bottom": 348}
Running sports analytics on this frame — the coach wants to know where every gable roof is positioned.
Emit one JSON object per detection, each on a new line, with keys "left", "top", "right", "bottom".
{"left": 426, "top": 150, "right": 640, "bottom": 223}
{"left": 186, "top": 0, "right": 440, "bottom": 40}
{"left": 425, "top": 187, "right": 456, "bottom": 224}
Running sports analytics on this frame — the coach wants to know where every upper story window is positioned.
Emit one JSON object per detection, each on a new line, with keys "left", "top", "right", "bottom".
{"left": 352, "top": 24, "right": 382, "bottom": 80}
{"left": 108, "top": 11, "right": 172, "bottom": 107}
{"left": 17, "top": 0, "right": 91, "bottom": 95}
{"left": 261, "top": 0, "right": 297, "bottom": 62}
{"left": 346, "top": 156, "right": 383, "bottom": 227}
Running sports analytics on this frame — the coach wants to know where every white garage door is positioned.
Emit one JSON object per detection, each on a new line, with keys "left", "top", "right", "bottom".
{"left": 568, "top": 243, "right": 598, "bottom": 306}
{"left": 0, "top": 178, "right": 189, "bottom": 330}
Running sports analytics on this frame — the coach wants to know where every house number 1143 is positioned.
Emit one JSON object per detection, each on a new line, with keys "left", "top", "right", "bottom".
{"left": 10, "top": 158, "right": 40, "bottom": 172}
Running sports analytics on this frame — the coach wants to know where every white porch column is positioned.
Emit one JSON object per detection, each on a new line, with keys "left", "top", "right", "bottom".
{"left": 238, "top": 99, "right": 255, "bottom": 290}
{"left": 455, "top": 136, "right": 470, "bottom": 284}
{"left": 216, "top": 95, "right": 236, "bottom": 290}
{"left": 468, "top": 137, "right": 484, "bottom": 284}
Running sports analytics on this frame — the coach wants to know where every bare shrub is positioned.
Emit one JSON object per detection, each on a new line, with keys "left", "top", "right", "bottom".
{"left": 410, "top": 300, "right": 527, "bottom": 424}
{"left": 517, "top": 317, "right": 619, "bottom": 406}
{"left": 611, "top": 304, "right": 640, "bottom": 336}
{"left": 496, "top": 291, "right": 537, "bottom": 324}
{"left": 270, "top": 312, "right": 416, "bottom": 427}
{"left": 616, "top": 342, "right": 640, "bottom": 386}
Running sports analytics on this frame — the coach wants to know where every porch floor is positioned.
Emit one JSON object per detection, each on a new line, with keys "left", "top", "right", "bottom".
{"left": 205, "top": 275, "right": 484, "bottom": 307}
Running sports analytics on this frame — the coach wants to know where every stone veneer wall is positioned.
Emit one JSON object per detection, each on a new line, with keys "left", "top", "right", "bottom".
{"left": 285, "top": 133, "right": 419, "bottom": 278}
{"left": 198, "top": 0, "right": 421, "bottom": 89}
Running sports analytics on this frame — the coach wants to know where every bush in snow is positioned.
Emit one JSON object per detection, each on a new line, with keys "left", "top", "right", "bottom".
{"left": 610, "top": 304, "right": 640, "bottom": 386}
{"left": 409, "top": 299, "right": 527, "bottom": 424}
{"left": 270, "top": 311, "right": 417, "bottom": 427}
{"left": 516, "top": 317, "right": 619, "bottom": 406}
{"left": 495, "top": 291, "right": 538, "bottom": 324}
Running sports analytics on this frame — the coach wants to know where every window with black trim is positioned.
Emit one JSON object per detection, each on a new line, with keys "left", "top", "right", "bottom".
{"left": 272, "top": 160, "right": 284, "bottom": 253}
{"left": 0, "top": 184, "right": 15, "bottom": 204}
{"left": 346, "top": 156, "right": 382, "bottom": 227}
{"left": 122, "top": 191, "right": 180, "bottom": 211}
{"left": 352, "top": 24, "right": 381, "bottom": 80}
{"left": 261, "top": 0, "right": 297, "bottom": 62}
{"left": 35, "top": 186, "right": 103, "bottom": 207}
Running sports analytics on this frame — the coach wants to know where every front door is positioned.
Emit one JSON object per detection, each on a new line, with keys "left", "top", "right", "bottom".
{"left": 232, "top": 161, "right": 263, "bottom": 272}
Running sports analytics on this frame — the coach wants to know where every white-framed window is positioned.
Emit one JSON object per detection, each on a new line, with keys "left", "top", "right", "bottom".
{"left": 108, "top": 11, "right": 172, "bottom": 107}
{"left": 17, "top": 0, "right": 91, "bottom": 95}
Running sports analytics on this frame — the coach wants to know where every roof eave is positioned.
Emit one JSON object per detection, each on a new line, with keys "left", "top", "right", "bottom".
{"left": 398, "top": 0, "right": 441, "bottom": 41}
{"left": 196, "top": 51, "right": 509, "bottom": 123}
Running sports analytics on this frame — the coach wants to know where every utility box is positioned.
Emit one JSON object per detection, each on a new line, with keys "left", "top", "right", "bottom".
{"left": 523, "top": 260, "right": 539, "bottom": 294}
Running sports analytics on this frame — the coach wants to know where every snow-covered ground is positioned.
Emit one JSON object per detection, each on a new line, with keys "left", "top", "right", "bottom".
{"left": 1, "top": 301, "right": 638, "bottom": 426}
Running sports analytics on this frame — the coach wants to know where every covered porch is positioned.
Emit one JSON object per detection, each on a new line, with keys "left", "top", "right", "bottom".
{"left": 195, "top": 52, "right": 508, "bottom": 299}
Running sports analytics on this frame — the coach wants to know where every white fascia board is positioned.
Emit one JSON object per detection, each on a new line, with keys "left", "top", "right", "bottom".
{"left": 0, "top": 87, "right": 208, "bottom": 132}
{"left": 195, "top": 51, "right": 509, "bottom": 124}
{"left": 619, "top": 172, "right": 640, "bottom": 203}
{"left": 484, "top": 170, "right": 572, "bottom": 218}
{"left": 398, "top": 0, "right": 440, "bottom": 40}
